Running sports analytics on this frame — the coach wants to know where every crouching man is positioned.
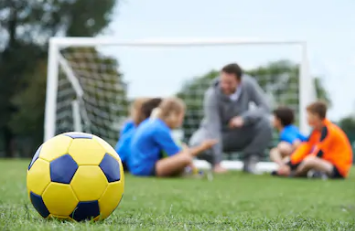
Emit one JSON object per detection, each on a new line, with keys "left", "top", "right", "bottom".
{"left": 190, "top": 63, "right": 272, "bottom": 174}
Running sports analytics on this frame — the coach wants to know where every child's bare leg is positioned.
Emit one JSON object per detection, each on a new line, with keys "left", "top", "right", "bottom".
{"left": 181, "top": 143, "right": 197, "bottom": 170}
{"left": 282, "top": 156, "right": 290, "bottom": 163}
{"left": 155, "top": 153, "right": 193, "bottom": 177}
{"left": 270, "top": 142, "right": 293, "bottom": 166}
{"left": 294, "top": 156, "right": 333, "bottom": 177}
{"left": 278, "top": 142, "right": 294, "bottom": 157}
{"left": 269, "top": 147, "right": 283, "bottom": 166}
{"left": 188, "top": 163, "right": 196, "bottom": 169}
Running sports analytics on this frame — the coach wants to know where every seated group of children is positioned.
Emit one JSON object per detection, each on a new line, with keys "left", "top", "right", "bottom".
{"left": 115, "top": 97, "right": 216, "bottom": 178}
{"left": 117, "top": 97, "right": 352, "bottom": 180}
{"left": 270, "top": 101, "right": 353, "bottom": 179}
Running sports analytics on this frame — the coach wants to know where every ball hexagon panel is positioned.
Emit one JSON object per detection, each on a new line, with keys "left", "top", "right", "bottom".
{"left": 93, "top": 136, "right": 121, "bottom": 161}
{"left": 68, "top": 138, "right": 106, "bottom": 165}
{"left": 40, "top": 135, "right": 73, "bottom": 162}
{"left": 27, "top": 159, "right": 51, "bottom": 195}
{"left": 42, "top": 183, "right": 79, "bottom": 217}
{"left": 99, "top": 153, "right": 121, "bottom": 183}
{"left": 70, "top": 166, "right": 108, "bottom": 201}
{"left": 50, "top": 154, "right": 78, "bottom": 184}
{"left": 30, "top": 192, "right": 50, "bottom": 218}
{"left": 98, "top": 181, "right": 124, "bottom": 220}
{"left": 28, "top": 145, "right": 42, "bottom": 170}
{"left": 70, "top": 201, "right": 100, "bottom": 222}
{"left": 64, "top": 132, "right": 93, "bottom": 139}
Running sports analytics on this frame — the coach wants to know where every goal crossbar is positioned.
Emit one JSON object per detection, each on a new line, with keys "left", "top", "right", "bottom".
{"left": 50, "top": 37, "right": 307, "bottom": 47}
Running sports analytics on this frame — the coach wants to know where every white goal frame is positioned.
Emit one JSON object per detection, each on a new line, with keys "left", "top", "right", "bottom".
{"left": 45, "top": 37, "right": 314, "bottom": 172}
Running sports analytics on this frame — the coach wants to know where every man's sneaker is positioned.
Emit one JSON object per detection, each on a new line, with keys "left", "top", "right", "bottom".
{"left": 242, "top": 157, "right": 250, "bottom": 172}
{"left": 243, "top": 156, "right": 262, "bottom": 175}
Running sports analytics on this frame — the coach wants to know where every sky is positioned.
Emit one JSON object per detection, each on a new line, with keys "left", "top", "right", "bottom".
{"left": 96, "top": 0, "right": 355, "bottom": 120}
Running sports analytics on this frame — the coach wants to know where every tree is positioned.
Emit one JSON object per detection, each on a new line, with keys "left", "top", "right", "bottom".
{"left": 0, "top": 0, "right": 119, "bottom": 157}
{"left": 8, "top": 60, "right": 47, "bottom": 157}
{"left": 338, "top": 116, "right": 355, "bottom": 163}
{"left": 177, "top": 60, "right": 331, "bottom": 140}
{"left": 338, "top": 116, "right": 355, "bottom": 134}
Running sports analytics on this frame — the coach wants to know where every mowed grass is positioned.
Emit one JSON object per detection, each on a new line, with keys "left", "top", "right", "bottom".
{"left": 0, "top": 160, "right": 355, "bottom": 231}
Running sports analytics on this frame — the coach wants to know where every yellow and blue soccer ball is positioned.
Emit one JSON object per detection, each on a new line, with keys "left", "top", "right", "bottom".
{"left": 26, "top": 132, "right": 124, "bottom": 221}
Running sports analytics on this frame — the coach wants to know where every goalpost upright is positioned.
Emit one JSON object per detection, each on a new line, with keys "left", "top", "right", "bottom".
{"left": 45, "top": 37, "right": 314, "bottom": 143}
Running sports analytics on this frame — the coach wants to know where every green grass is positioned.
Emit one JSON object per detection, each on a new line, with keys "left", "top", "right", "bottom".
{"left": 0, "top": 160, "right": 355, "bottom": 231}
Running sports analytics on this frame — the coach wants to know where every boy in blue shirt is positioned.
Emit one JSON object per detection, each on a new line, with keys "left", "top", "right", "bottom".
{"left": 115, "top": 98, "right": 162, "bottom": 172}
{"left": 269, "top": 106, "right": 307, "bottom": 166}
{"left": 129, "top": 97, "right": 217, "bottom": 177}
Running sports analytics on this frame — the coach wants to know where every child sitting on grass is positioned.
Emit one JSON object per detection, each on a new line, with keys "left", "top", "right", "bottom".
{"left": 129, "top": 97, "right": 217, "bottom": 177}
{"left": 115, "top": 97, "right": 162, "bottom": 172}
{"left": 270, "top": 106, "right": 307, "bottom": 167}
{"left": 277, "top": 101, "right": 353, "bottom": 179}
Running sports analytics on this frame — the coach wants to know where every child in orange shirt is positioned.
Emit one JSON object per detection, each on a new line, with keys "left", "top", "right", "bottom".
{"left": 277, "top": 101, "right": 353, "bottom": 179}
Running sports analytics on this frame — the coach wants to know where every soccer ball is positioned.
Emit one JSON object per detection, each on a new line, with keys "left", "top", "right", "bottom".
{"left": 26, "top": 132, "right": 124, "bottom": 221}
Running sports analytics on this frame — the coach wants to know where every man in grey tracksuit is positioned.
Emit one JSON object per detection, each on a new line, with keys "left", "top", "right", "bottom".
{"left": 190, "top": 63, "right": 272, "bottom": 173}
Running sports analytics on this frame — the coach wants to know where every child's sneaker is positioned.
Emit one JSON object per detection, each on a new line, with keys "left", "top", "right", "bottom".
{"left": 183, "top": 167, "right": 204, "bottom": 179}
{"left": 307, "top": 170, "right": 328, "bottom": 180}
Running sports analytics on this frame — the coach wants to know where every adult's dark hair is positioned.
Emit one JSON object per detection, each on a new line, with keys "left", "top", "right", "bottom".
{"left": 137, "top": 97, "right": 163, "bottom": 125}
{"left": 306, "top": 101, "right": 327, "bottom": 119}
{"left": 273, "top": 106, "right": 295, "bottom": 127}
{"left": 221, "top": 63, "right": 243, "bottom": 80}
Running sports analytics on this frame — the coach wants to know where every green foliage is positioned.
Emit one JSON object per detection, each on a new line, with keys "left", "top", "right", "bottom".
{"left": 9, "top": 61, "right": 47, "bottom": 135}
{"left": 339, "top": 116, "right": 355, "bottom": 133}
{"left": 0, "top": 0, "right": 119, "bottom": 157}
{"left": 0, "top": 0, "right": 117, "bottom": 45}
{"left": 246, "top": 60, "right": 299, "bottom": 107}
{"left": 177, "top": 60, "right": 331, "bottom": 140}
{"left": 338, "top": 116, "right": 355, "bottom": 163}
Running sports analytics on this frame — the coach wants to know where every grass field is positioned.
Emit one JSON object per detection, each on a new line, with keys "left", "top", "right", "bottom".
{"left": 1, "top": 160, "right": 355, "bottom": 231}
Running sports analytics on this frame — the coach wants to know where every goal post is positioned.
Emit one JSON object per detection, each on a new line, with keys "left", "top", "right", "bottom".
{"left": 45, "top": 37, "right": 315, "bottom": 171}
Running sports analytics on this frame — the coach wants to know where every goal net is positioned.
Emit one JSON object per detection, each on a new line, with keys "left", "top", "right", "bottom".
{"left": 45, "top": 38, "right": 315, "bottom": 170}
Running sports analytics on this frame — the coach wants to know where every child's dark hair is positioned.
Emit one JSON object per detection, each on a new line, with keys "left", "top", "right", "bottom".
{"left": 137, "top": 98, "right": 163, "bottom": 125}
{"left": 306, "top": 101, "right": 327, "bottom": 119}
{"left": 131, "top": 97, "right": 150, "bottom": 125}
{"left": 273, "top": 106, "right": 295, "bottom": 127}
